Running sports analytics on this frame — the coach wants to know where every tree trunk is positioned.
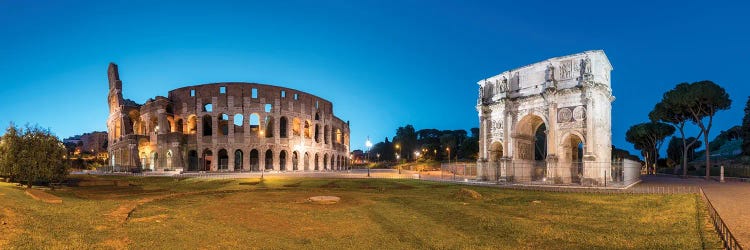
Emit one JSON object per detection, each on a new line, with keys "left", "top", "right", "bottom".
{"left": 26, "top": 179, "right": 32, "bottom": 188}
{"left": 704, "top": 134, "right": 711, "bottom": 180}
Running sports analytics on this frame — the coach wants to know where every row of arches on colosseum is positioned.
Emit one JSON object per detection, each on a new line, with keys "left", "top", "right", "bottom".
{"left": 186, "top": 149, "right": 348, "bottom": 172}
{"left": 120, "top": 110, "right": 348, "bottom": 145}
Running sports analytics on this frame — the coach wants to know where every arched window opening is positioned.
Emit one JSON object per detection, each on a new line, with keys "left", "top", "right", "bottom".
{"left": 188, "top": 150, "right": 198, "bottom": 171}
{"left": 219, "top": 114, "right": 229, "bottom": 136}
{"left": 166, "top": 150, "right": 173, "bottom": 170}
{"left": 279, "top": 117, "right": 288, "bottom": 138}
{"left": 314, "top": 153, "right": 319, "bottom": 171}
{"left": 315, "top": 112, "right": 320, "bottom": 120}
{"left": 265, "top": 150, "right": 273, "bottom": 170}
{"left": 304, "top": 152, "right": 310, "bottom": 171}
{"left": 292, "top": 118, "right": 301, "bottom": 137}
{"left": 203, "top": 103, "right": 213, "bottom": 112}
{"left": 218, "top": 149, "right": 228, "bottom": 170}
{"left": 150, "top": 152, "right": 158, "bottom": 170}
{"left": 202, "top": 115, "right": 212, "bottom": 136}
{"left": 324, "top": 125, "right": 329, "bottom": 144}
{"left": 202, "top": 149, "right": 213, "bottom": 171}
{"left": 250, "top": 113, "right": 260, "bottom": 134}
{"left": 265, "top": 104, "right": 272, "bottom": 113}
{"left": 292, "top": 151, "right": 299, "bottom": 171}
{"left": 150, "top": 117, "right": 158, "bottom": 134}
{"left": 279, "top": 151, "right": 287, "bottom": 171}
{"left": 335, "top": 129, "right": 342, "bottom": 144}
{"left": 264, "top": 116, "right": 274, "bottom": 138}
{"left": 175, "top": 119, "right": 184, "bottom": 134}
{"left": 314, "top": 124, "right": 320, "bottom": 143}
{"left": 234, "top": 114, "right": 244, "bottom": 134}
{"left": 234, "top": 149, "right": 243, "bottom": 171}
{"left": 250, "top": 149, "right": 259, "bottom": 171}
{"left": 324, "top": 154, "right": 328, "bottom": 170}
{"left": 187, "top": 115, "right": 197, "bottom": 134}
{"left": 304, "top": 120, "right": 312, "bottom": 139}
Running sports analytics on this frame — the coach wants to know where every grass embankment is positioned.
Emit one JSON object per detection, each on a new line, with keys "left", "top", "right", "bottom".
{"left": 0, "top": 175, "right": 722, "bottom": 249}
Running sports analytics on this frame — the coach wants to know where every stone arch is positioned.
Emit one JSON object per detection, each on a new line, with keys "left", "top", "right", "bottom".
{"left": 219, "top": 114, "right": 229, "bottom": 136}
{"left": 188, "top": 150, "right": 199, "bottom": 171}
{"left": 304, "top": 120, "right": 312, "bottom": 139}
{"left": 324, "top": 125, "right": 330, "bottom": 144}
{"left": 513, "top": 114, "right": 548, "bottom": 161}
{"left": 234, "top": 149, "right": 243, "bottom": 171}
{"left": 234, "top": 114, "right": 244, "bottom": 134}
{"left": 323, "top": 154, "right": 328, "bottom": 170}
{"left": 175, "top": 119, "right": 184, "bottom": 134}
{"left": 314, "top": 153, "right": 320, "bottom": 170}
{"left": 187, "top": 115, "right": 197, "bottom": 134}
{"left": 292, "top": 118, "right": 301, "bottom": 137}
{"left": 279, "top": 150, "right": 287, "bottom": 171}
{"left": 218, "top": 149, "right": 228, "bottom": 170}
{"left": 264, "top": 116, "right": 274, "bottom": 138}
{"left": 292, "top": 151, "right": 299, "bottom": 171}
{"left": 202, "top": 115, "right": 212, "bottom": 136}
{"left": 489, "top": 142, "right": 504, "bottom": 162}
{"left": 202, "top": 149, "right": 213, "bottom": 171}
{"left": 279, "top": 116, "right": 288, "bottom": 138}
{"left": 558, "top": 132, "right": 585, "bottom": 184}
{"left": 249, "top": 113, "right": 260, "bottom": 134}
{"left": 166, "top": 150, "right": 173, "bottom": 169}
{"left": 150, "top": 152, "right": 158, "bottom": 170}
{"left": 304, "top": 152, "right": 310, "bottom": 171}
{"left": 250, "top": 149, "right": 259, "bottom": 171}
{"left": 265, "top": 150, "right": 273, "bottom": 170}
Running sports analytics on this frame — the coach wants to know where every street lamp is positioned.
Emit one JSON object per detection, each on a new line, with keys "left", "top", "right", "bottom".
{"left": 395, "top": 144, "right": 402, "bottom": 174}
{"left": 365, "top": 137, "right": 373, "bottom": 177}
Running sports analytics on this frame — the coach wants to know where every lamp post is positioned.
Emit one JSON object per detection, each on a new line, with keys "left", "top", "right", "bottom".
{"left": 395, "top": 144, "right": 402, "bottom": 174}
{"left": 366, "top": 137, "right": 372, "bottom": 177}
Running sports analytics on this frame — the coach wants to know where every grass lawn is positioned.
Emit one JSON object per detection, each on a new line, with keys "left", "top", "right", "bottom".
{"left": 0, "top": 175, "right": 721, "bottom": 249}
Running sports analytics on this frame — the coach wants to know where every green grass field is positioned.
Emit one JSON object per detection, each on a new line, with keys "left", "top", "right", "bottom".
{"left": 0, "top": 176, "right": 721, "bottom": 249}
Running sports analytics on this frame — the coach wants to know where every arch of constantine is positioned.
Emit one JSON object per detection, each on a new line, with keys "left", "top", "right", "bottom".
{"left": 106, "top": 63, "right": 351, "bottom": 172}
{"left": 476, "top": 50, "right": 620, "bottom": 186}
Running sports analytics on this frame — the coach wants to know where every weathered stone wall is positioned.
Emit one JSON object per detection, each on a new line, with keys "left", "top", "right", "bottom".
{"left": 477, "top": 50, "right": 614, "bottom": 185}
{"left": 106, "top": 63, "right": 351, "bottom": 172}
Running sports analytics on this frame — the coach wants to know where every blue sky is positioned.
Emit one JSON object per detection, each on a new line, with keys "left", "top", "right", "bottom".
{"left": 1, "top": 0, "right": 748, "bottom": 156}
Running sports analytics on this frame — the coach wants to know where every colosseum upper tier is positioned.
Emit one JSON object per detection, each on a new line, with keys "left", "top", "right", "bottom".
{"left": 106, "top": 63, "right": 351, "bottom": 172}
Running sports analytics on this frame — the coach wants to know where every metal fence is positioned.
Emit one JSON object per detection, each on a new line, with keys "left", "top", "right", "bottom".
{"left": 700, "top": 188, "right": 744, "bottom": 250}
{"left": 466, "top": 159, "right": 642, "bottom": 187}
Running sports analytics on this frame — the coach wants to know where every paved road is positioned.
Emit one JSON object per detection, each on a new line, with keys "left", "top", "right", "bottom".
{"left": 640, "top": 175, "right": 750, "bottom": 248}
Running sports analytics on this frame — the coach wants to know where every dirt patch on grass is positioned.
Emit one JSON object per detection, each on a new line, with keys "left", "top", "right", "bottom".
{"left": 320, "top": 181, "right": 340, "bottom": 188}
{"left": 73, "top": 187, "right": 168, "bottom": 200}
{"left": 451, "top": 188, "right": 482, "bottom": 200}
{"left": 25, "top": 189, "right": 63, "bottom": 204}
{"left": 130, "top": 214, "right": 169, "bottom": 223}
{"left": 283, "top": 182, "right": 301, "bottom": 188}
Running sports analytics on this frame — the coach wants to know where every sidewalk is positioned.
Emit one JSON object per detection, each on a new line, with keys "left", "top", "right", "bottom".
{"left": 641, "top": 175, "right": 750, "bottom": 248}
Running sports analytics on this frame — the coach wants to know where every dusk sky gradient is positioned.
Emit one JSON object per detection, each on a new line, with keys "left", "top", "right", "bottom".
{"left": 1, "top": 0, "right": 749, "bottom": 156}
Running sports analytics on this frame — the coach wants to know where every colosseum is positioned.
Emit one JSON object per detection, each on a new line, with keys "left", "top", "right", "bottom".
{"left": 106, "top": 63, "right": 351, "bottom": 172}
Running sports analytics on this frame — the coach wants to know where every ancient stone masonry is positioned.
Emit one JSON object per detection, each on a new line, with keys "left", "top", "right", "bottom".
{"left": 106, "top": 63, "right": 351, "bottom": 172}
{"left": 476, "top": 50, "right": 614, "bottom": 185}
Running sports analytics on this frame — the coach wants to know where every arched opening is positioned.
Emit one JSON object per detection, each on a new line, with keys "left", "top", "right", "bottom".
{"left": 323, "top": 154, "right": 328, "bottom": 170}
{"left": 514, "top": 114, "right": 547, "bottom": 181}
{"left": 324, "top": 125, "right": 329, "bottom": 144}
{"left": 562, "top": 134, "right": 585, "bottom": 184}
{"left": 330, "top": 156, "right": 335, "bottom": 170}
{"left": 279, "top": 150, "right": 287, "bottom": 171}
{"left": 219, "top": 114, "right": 229, "bottom": 136}
{"left": 292, "top": 151, "right": 299, "bottom": 171}
{"left": 304, "top": 120, "right": 312, "bottom": 139}
{"left": 264, "top": 116, "right": 274, "bottom": 138}
{"left": 150, "top": 152, "right": 158, "bottom": 170}
{"left": 188, "top": 150, "right": 199, "bottom": 171}
{"left": 218, "top": 149, "right": 228, "bottom": 170}
{"left": 234, "top": 149, "right": 243, "bottom": 171}
{"left": 150, "top": 117, "right": 158, "bottom": 134}
{"left": 202, "top": 149, "right": 213, "bottom": 171}
{"left": 166, "top": 150, "right": 173, "bottom": 169}
{"left": 265, "top": 150, "right": 273, "bottom": 170}
{"left": 292, "top": 118, "right": 301, "bottom": 137}
{"left": 279, "top": 117, "right": 288, "bottom": 138}
{"left": 167, "top": 116, "right": 175, "bottom": 132}
{"left": 128, "top": 110, "right": 142, "bottom": 135}
{"left": 187, "top": 115, "right": 197, "bottom": 134}
{"left": 175, "top": 119, "right": 184, "bottom": 134}
{"left": 234, "top": 114, "right": 244, "bottom": 134}
{"left": 249, "top": 113, "right": 260, "bottom": 134}
{"left": 203, "top": 103, "right": 213, "bottom": 112}
{"left": 314, "top": 153, "right": 319, "bottom": 170}
{"left": 304, "top": 152, "right": 310, "bottom": 171}
{"left": 250, "top": 149, "right": 259, "bottom": 171}
{"left": 314, "top": 124, "right": 320, "bottom": 143}
{"left": 202, "top": 115, "right": 212, "bottom": 136}
{"left": 315, "top": 112, "right": 320, "bottom": 120}
{"left": 139, "top": 151, "right": 147, "bottom": 169}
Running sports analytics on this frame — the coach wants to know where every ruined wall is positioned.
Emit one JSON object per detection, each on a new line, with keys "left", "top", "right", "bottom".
{"left": 106, "top": 63, "right": 351, "bottom": 172}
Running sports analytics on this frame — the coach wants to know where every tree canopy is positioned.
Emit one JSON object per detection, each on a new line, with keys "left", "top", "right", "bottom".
{"left": 625, "top": 122, "right": 675, "bottom": 174}
{"left": 0, "top": 124, "right": 67, "bottom": 187}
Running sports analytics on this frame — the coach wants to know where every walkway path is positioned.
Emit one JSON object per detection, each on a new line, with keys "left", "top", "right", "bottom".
{"left": 640, "top": 175, "right": 750, "bottom": 248}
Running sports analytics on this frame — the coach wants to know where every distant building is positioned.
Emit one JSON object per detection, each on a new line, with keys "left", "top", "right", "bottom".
{"left": 64, "top": 131, "right": 108, "bottom": 156}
